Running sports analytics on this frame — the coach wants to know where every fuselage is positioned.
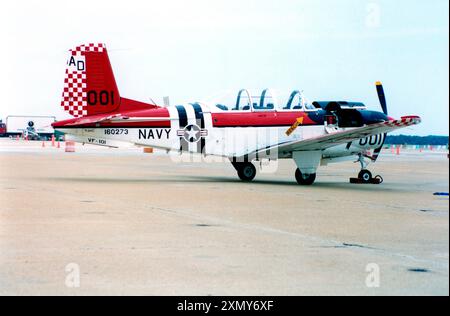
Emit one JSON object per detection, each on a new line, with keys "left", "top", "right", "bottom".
{"left": 54, "top": 102, "right": 387, "bottom": 162}
{"left": 52, "top": 43, "right": 421, "bottom": 185}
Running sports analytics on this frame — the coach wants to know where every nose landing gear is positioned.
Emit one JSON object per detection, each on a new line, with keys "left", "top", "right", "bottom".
{"left": 350, "top": 154, "right": 383, "bottom": 184}
{"left": 358, "top": 169, "right": 373, "bottom": 183}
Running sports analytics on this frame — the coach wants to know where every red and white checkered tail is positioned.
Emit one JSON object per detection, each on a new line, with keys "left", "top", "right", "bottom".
{"left": 61, "top": 43, "right": 120, "bottom": 118}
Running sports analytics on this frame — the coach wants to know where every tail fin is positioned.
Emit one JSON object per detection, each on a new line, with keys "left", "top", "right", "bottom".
{"left": 61, "top": 43, "right": 121, "bottom": 117}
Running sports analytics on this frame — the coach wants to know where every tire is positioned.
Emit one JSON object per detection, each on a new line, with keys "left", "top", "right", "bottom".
{"left": 358, "top": 169, "right": 373, "bottom": 183}
{"left": 237, "top": 163, "right": 257, "bottom": 182}
{"left": 295, "top": 168, "right": 316, "bottom": 185}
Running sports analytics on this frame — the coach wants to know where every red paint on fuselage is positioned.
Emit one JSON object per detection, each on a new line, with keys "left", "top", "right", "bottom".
{"left": 211, "top": 111, "right": 320, "bottom": 127}
{"left": 53, "top": 105, "right": 323, "bottom": 129}
{"left": 53, "top": 107, "right": 171, "bottom": 128}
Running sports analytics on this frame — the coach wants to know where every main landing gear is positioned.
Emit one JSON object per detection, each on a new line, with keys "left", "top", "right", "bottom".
{"left": 295, "top": 169, "right": 316, "bottom": 185}
{"left": 351, "top": 154, "right": 383, "bottom": 184}
{"left": 232, "top": 162, "right": 257, "bottom": 182}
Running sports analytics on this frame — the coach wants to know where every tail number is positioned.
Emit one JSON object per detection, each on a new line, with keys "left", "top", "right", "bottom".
{"left": 104, "top": 129, "right": 128, "bottom": 135}
{"left": 87, "top": 90, "right": 115, "bottom": 106}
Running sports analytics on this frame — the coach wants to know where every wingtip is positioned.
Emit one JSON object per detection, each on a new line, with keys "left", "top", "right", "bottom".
{"left": 402, "top": 115, "right": 422, "bottom": 124}
{"left": 384, "top": 116, "right": 422, "bottom": 127}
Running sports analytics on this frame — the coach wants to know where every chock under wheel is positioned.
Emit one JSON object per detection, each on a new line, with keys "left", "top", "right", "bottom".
{"left": 350, "top": 175, "right": 383, "bottom": 184}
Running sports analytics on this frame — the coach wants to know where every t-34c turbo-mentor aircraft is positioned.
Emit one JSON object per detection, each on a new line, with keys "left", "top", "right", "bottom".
{"left": 53, "top": 43, "right": 421, "bottom": 185}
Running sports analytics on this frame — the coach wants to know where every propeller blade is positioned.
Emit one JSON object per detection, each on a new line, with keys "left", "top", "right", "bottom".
{"left": 371, "top": 82, "right": 389, "bottom": 162}
{"left": 376, "top": 81, "right": 388, "bottom": 115}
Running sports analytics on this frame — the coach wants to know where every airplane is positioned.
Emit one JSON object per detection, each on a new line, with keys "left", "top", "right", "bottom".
{"left": 53, "top": 43, "right": 421, "bottom": 185}
{"left": 22, "top": 121, "right": 42, "bottom": 141}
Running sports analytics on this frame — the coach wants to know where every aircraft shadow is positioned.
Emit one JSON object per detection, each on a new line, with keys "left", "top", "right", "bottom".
{"left": 48, "top": 175, "right": 395, "bottom": 192}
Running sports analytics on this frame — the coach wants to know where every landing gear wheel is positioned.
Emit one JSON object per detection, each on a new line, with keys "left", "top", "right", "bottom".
{"left": 295, "top": 168, "right": 316, "bottom": 185}
{"left": 237, "top": 163, "right": 257, "bottom": 182}
{"left": 358, "top": 169, "right": 373, "bottom": 183}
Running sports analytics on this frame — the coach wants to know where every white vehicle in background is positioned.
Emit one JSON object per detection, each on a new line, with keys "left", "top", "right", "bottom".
{"left": 6, "top": 115, "right": 56, "bottom": 140}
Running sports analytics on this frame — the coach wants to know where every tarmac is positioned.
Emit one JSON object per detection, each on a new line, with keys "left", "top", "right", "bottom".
{"left": 0, "top": 138, "right": 448, "bottom": 296}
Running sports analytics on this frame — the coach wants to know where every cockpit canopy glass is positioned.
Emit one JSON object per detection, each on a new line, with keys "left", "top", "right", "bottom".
{"left": 212, "top": 89, "right": 317, "bottom": 112}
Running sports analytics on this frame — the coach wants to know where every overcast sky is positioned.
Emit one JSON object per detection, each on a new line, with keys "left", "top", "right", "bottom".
{"left": 1, "top": 0, "right": 448, "bottom": 135}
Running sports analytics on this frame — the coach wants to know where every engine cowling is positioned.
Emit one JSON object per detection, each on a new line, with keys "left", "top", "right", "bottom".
{"left": 314, "top": 101, "right": 388, "bottom": 128}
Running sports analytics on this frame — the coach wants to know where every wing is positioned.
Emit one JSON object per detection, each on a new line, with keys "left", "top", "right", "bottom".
{"left": 52, "top": 111, "right": 177, "bottom": 128}
{"left": 61, "top": 114, "right": 177, "bottom": 126}
{"left": 254, "top": 116, "right": 421, "bottom": 155}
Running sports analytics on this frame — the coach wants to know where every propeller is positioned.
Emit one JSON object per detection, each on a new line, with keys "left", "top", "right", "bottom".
{"left": 372, "top": 81, "right": 388, "bottom": 162}
{"left": 375, "top": 81, "right": 388, "bottom": 115}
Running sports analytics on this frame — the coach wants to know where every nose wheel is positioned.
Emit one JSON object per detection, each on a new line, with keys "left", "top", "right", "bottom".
{"left": 351, "top": 154, "right": 383, "bottom": 184}
{"left": 358, "top": 169, "right": 373, "bottom": 183}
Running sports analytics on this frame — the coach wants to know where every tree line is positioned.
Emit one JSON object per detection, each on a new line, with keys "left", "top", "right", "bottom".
{"left": 385, "top": 135, "right": 449, "bottom": 146}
